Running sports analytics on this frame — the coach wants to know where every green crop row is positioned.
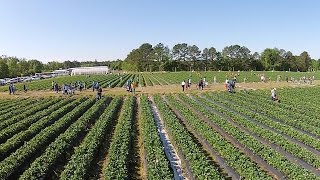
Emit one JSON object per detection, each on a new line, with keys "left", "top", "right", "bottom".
{"left": 0, "top": 98, "right": 59, "bottom": 130}
{"left": 0, "top": 98, "right": 43, "bottom": 122}
{"left": 0, "top": 98, "right": 84, "bottom": 160}
{"left": 0, "top": 98, "right": 32, "bottom": 114}
{"left": 103, "top": 96, "right": 135, "bottom": 180}
{"left": 19, "top": 97, "right": 108, "bottom": 180}
{"left": 153, "top": 95, "right": 224, "bottom": 179}
{"left": 242, "top": 89, "right": 320, "bottom": 130}
{"left": 139, "top": 95, "right": 173, "bottom": 179}
{"left": 202, "top": 93, "right": 320, "bottom": 170}
{"left": 60, "top": 97, "right": 122, "bottom": 179}
{"left": 243, "top": 90, "right": 320, "bottom": 136}
{"left": 212, "top": 92, "right": 320, "bottom": 152}
{"left": 191, "top": 94, "right": 319, "bottom": 179}
{"left": 0, "top": 98, "right": 95, "bottom": 179}
{"left": 0, "top": 98, "right": 74, "bottom": 144}
{"left": 175, "top": 94, "right": 273, "bottom": 179}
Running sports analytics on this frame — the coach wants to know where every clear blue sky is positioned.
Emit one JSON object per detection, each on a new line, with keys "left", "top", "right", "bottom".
{"left": 0, "top": 0, "right": 319, "bottom": 62}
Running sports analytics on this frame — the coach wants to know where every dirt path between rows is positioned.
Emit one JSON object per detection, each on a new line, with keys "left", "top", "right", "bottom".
{"left": 1, "top": 81, "right": 319, "bottom": 99}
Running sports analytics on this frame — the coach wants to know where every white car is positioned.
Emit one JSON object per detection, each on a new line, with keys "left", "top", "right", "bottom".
{"left": 0, "top": 79, "right": 5, "bottom": 85}
{"left": 6, "top": 78, "right": 19, "bottom": 84}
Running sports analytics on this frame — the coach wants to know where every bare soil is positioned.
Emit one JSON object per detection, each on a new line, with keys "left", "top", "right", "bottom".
{"left": 1, "top": 81, "right": 318, "bottom": 99}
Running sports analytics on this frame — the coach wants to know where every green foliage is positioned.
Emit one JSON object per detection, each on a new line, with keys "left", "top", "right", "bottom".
{"left": 103, "top": 97, "right": 135, "bottom": 179}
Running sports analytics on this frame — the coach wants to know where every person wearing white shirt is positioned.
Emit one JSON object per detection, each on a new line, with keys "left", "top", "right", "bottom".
{"left": 181, "top": 81, "right": 186, "bottom": 91}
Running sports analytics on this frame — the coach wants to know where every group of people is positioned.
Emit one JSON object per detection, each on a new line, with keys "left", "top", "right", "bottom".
{"left": 126, "top": 79, "right": 137, "bottom": 93}
{"left": 181, "top": 78, "right": 208, "bottom": 92}
{"left": 8, "top": 83, "right": 16, "bottom": 95}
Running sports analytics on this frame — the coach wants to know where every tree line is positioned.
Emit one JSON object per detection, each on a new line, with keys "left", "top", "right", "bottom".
{"left": 1, "top": 43, "right": 319, "bottom": 78}
{"left": 0, "top": 56, "right": 112, "bottom": 78}
{"left": 120, "top": 43, "right": 320, "bottom": 72}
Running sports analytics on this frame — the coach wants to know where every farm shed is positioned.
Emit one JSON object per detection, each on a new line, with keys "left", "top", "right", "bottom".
{"left": 70, "top": 66, "right": 109, "bottom": 76}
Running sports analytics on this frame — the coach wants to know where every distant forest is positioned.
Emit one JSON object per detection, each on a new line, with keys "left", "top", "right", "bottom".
{"left": 1, "top": 43, "right": 320, "bottom": 78}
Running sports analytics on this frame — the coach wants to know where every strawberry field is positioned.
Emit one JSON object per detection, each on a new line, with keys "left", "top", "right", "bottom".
{"left": 0, "top": 71, "right": 318, "bottom": 92}
{"left": 0, "top": 86, "right": 320, "bottom": 179}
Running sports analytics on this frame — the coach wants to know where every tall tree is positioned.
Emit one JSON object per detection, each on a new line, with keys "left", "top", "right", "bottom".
{"left": 261, "top": 48, "right": 281, "bottom": 70}
{"left": 0, "top": 59, "right": 9, "bottom": 78}
{"left": 299, "top": 51, "right": 312, "bottom": 71}
{"left": 29, "top": 60, "right": 43, "bottom": 74}
{"left": 222, "top": 45, "right": 251, "bottom": 70}
{"left": 18, "top": 59, "right": 30, "bottom": 76}
{"left": 172, "top": 43, "right": 188, "bottom": 61}
{"left": 7, "top": 57, "right": 19, "bottom": 77}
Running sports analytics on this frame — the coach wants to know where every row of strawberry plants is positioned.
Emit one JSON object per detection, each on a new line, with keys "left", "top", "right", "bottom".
{"left": 213, "top": 92, "right": 320, "bottom": 151}
{"left": 0, "top": 98, "right": 31, "bottom": 113}
{"left": 0, "top": 98, "right": 60, "bottom": 130}
{"left": 138, "top": 74, "right": 145, "bottom": 86}
{"left": 0, "top": 98, "right": 85, "bottom": 160}
{"left": 153, "top": 95, "right": 224, "bottom": 179}
{"left": 0, "top": 99, "right": 11, "bottom": 106}
{"left": 60, "top": 97, "right": 122, "bottom": 179}
{"left": 117, "top": 74, "right": 135, "bottom": 87}
{"left": 0, "top": 98, "right": 74, "bottom": 143}
{"left": 202, "top": 93, "right": 320, "bottom": 170}
{"left": 0, "top": 98, "right": 41, "bottom": 122}
{"left": 244, "top": 89, "right": 320, "bottom": 129}
{"left": 102, "top": 96, "right": 135, "bottom": 179}
{"left": 0, "top": 100, "right": 36, "bottom": 120}
{"left": 150, "top": 73, "right": 169, "bottom": 85}
{"left": 175, "top": 94, "right": 274, "bottom": 179}
{"left": 18, "top": 97, "right": 108, "bottom": 180}
{"left": 139, "top": 95, "right": 173, "bottom": 179}
{"left": 190, "top": 94, "right": 319, "bottom": 179}
{"left": 247, "top": 89, "right": 320, "bottom": 121}
{"left": 142, "top": 74, "right": 153, "bottom": 86}
{"left": 0, "top": 98, "right": 96, "bottom": 179}
{"left": 100, "top": 74, "right": 125, "bottom": 88}
{"left": 231, "top": 90, "right": 320, "bottom": 137}
{"left": 146, "top": 73, "right": 161, "bottom": 85}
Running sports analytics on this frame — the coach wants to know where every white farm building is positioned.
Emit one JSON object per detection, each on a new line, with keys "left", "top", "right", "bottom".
{"left": 70, "top": 66, "right": 109, "bottom": 76}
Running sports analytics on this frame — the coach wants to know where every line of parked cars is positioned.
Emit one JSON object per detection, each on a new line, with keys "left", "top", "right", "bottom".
{"left": 0, "top": 76, "right": 42, "bottom": 86}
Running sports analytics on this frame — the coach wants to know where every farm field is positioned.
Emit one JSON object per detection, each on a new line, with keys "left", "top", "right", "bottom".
{"left": 0, "top": 86, "right": 319, "bottom": 179}
{"left": 0, "top": 71, "right": 319, "bottom": 92}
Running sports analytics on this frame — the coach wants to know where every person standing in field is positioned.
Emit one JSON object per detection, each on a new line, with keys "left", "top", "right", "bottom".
{"left": 97, "top": 87, "right": 102, "bottom": 100}
{"left": 54, "top": 83, "right": 59, "bottom": 93}
{"left": 23, "top": 84, "right": 27, "bottom": 93}
{"left": 225, "top": 79, "right": 228, "bottom": 90}
{"left": 8, "top": 84, "right": 12, "bottom": 95}
{"left": 181, "top": 80, "right": 186, "bottom": 91}
{"left": 52, "top": 81, "right": 55, "bottom": 91}
{"left": 92, "top": 81, "right": 95, "bottom": 92}
{"left": 12, "top": 84, "right": 16, "bottom": 94}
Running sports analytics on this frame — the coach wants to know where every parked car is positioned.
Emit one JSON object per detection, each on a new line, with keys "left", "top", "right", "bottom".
{"left": 0, "top": 79, "right": 5, "bottom": 86}
{"left": 6, "top": 78, "right": 20, "bottom": 84}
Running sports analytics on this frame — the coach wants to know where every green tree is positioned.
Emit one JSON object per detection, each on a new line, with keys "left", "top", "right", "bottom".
{"left": 29, "top": 60, "right": 43, "bottom": 74}
{"left": 172, "top": 43, "right": 188, "bottom": 61}
{"left": 18, "top": 59, "right": 30, "bottom": 76}
{"left": 222, "top": 45, "right": 251, "bottom": 70}
{"left": 261, "top": 48, "right": 281, "bottom": 70}
{"left": 7, "top": 57, "right": 20, "bottom": 77}
{"left": 0, "top": 59, "right": 9, "bottom": 78}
